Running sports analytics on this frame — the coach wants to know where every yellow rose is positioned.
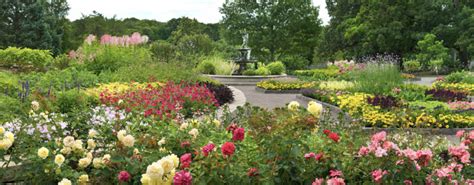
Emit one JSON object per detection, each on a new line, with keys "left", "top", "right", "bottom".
{"left": 58, "top": 178, "right": 72, "bottom": 185}
{"left": 63, "top": 136, "right": 75, "bottom": 147}
{"left": 212, "top": 119, "right": 221, "bottom": 127}
{"left": 307, "top": 101, "right": 323, "bottom": 117}
{"left": 0, "top": 126, "right": 5, "bottom": 135}
{"left": 117, "top": 130, "right": 127, "bottom": 141}
{"left": 288, "top": 101, "right": 300, "bottom": 111}
{"left": 78, "top": 174, "right": 89, "bottom": 185}
{"left": 141, "top": 174, "right": 151, "bottom": 184}
{"left": 73, "top": 140, "right": 83, "bottom": 150}
{"left": 146, "top": 162, "right": 164, "bottom": 179}
{"left": 54, "top": 154, "right": 65, "bottom": 166}
{"left": 0, "top": 139, "right": 13, "bottom": 150}
{"left": 121, "top": 135, "right": 135, "bottom": 147}
{"left": 92, "top": 158, "right": 103, "bottom": 168}
{"left": 168, "top": 154, "right": 179, "bottom": 168}
{"left": 78, "top": 157, "right": 91, "bottom": 168}
{"left": 87, "top": 139, "right": 96, "bottom": 149}
{"left": 88, "top": 129, "right": 98, "bottom": 138}
{"left": 37, "top": 147, "right": 49, "bottom": 159}
{"left": 160, "top": 158, "right": 174, "bottom": 173}
{"left": 60, "top": 147, "right": 72, "bottom": 155}
{"left": 158, "top": 138, "right": 166, "bottom": 146}
{"left": 188, "top": 128, "right": 199, "bottom": 139}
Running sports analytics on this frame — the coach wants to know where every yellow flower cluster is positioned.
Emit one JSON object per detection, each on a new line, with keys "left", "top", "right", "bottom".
{"left": 141, "top": 154, "right": 179, "bottom": 185}
{"left": 401, "top": 73, "right": 416, "bottom": 79}
{"left": 438, "top": 114, "right": 474, "bottom": 127}
{"left": 433, "top": 81, "right": 474, "bottom": 95}
{"left": 0, "top": 126, "right": 14, "bottom": 150}
{"left": 257, "top": 80, "right": 315, "bottom": 90}
{"left": 318, "top": 81, "right": 354, "bottom": 91}
{"left": 337, "top": 93, "right": 397, "bottom": 127}
{"left": 414, "top": 113, "right": 437, "bottom": 127}
{"left": 85, "top": 82, "right": 163, "bottom": 97}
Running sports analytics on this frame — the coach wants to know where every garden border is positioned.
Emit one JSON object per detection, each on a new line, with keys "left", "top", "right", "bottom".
{"left": 254, "top": 87, "right": 301, "bottom": 94}
{"left": 296, "top": 94, "right": 352, "bottom": 121}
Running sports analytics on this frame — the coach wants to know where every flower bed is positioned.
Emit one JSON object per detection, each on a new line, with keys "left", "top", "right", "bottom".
{"left": 256, "top": 79, "right": 315, "bottom": 90}
{"left": 1, "top": 101, "right": 473, "bottom": 184}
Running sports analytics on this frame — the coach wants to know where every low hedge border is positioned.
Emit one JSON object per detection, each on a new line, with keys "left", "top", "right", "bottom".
{"left": 255, "top": 87, "right": 302, "bottom": 94}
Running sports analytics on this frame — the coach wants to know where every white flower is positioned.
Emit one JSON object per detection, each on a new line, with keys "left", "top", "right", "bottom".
{"left": 63, "top": 136, "right": 75, "bottom": 147}
{"left": 54, "top": 154, "right": 65, "bottom": 166}
{"left": 86, "top": 152, "right": 93, "bottom": 159}
{"left": 117, "top": 130, "right": 127, "bottom": 141}
{"left": 122, "top": 135, "right": 135, "bottom": 147}
{"left": 88, "top": 129, "right": 98, "bottom": 138}
{"left": 78, "top": 157, "right": 91, "bottom": 168}
{"left": 37, "top": 147, "right": 49, "bottom": 159}
{"left": 87, "top": 139, "right": 96, "bottom": 149}
{"left": 160, "top": 158, "right": 174, "bottom": 173}
{"left": 31, "top": 101, "right": 40, "bottom": 111}
{"left": 158, "top": 138, "right": 166, "bottom": 146}
{"left": 58, "top": 178, "right": 72, "bottom": 185}
{"left": 102, "top": 154, "right": 111, "bottom": 162}
{"left": 134, "top": 148, "right": 140, "bottom": 155}
{"left": 188, "top": 128, "right": 199, "bottom": 139}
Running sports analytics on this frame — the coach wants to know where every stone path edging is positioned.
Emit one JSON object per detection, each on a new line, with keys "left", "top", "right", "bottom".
{"left": 216, "top": 86, "right": 246, "bottom": 117}
{"left": 255, "top": 87, "right": 302, "bottom": 94}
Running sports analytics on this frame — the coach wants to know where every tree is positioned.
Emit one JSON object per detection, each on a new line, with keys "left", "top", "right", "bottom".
{"left": 0, "top": 0, "right": 69, "bottom": 55}
{"left": 220, "top": 0, "right": 322, "bottom": 62}
{"left": 415, "top": 33, "right": 449, "bottom": 70}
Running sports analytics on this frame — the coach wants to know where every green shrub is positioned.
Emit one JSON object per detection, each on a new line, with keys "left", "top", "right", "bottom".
{"left": 242, "top": 69, "right": 257, "bottom": 75}
{"left": 403, "top": 60, "right": 421, "bottom": 73}
{"left": 81, "top": 45, "right": 152, "bottom": 74}
{"left": 22, "top": 68, "right": 99, "bottom": 93}
{"left": 294, "top": 68, "right": 340, "bottom": 80}
{"left": 54, "top": 90, "right": 93, "bottom": 113}
{"left": 0, "top": 96, "right": 24, "bottom": 122}
{"left": 196, "top": 55, "right": 236, "bottom": 75}
{"left": 0, "top": 47, "right": 53, "bottom": 72}
{"left": 150, "top": 40, "right": 177, "bottom": 62}
{"left": 350, "top": 63, "right": 403, "bottom": 95}
{"left": 196, "top": 60, "right": 216, "bottom": 74}
{"left": 408, "top": 101, "right": 449, "bottom": 111}
{"left": 279, "top": 55, "right": 309, "bottom": 70}
{"left": 266, "top": 61, "right": 286, "bottom": 75}
{"left": 445, "top": 71, "right": 474, "bottom": 84}
{"left": 415, "top": 33, "right": 449, "bottom": 69}
{"left": 51, "top": 54, "right": 73, "bottom": 70}
{"left": 0, "top": 70, "right": 20, "bottom": 96}
{"left": 255, "top": 66, "right": 271, "bottom": 76}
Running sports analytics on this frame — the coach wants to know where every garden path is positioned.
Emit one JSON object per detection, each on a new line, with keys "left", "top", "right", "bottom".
{"left": 407, "top": 76, "right": 441, "bottom": 86}
{"left": 232, "top": 86, "right": 309, "bottom": 109}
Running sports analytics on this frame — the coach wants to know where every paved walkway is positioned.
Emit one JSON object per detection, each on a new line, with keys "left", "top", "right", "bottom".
{"left": 407, "top": 76, "right": 441, "bottom": 86}
{"left": 232, "top": 86, "right": 308, "bottom": 109}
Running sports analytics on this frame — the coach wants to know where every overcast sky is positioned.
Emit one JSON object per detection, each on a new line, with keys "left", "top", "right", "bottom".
{"left": 67, "top": 0, "right": 330, "bottom": 25}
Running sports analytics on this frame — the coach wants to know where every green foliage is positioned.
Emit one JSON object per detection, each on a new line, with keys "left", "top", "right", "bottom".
{"left": 0, "top": 0, "right": 69, "bottom": 54}
{"left": 196, "top": 55, "right": 236, "bottom": 75}
{"left": 394, "top": 84, "right": 431, "bottom": 102}
{"left": 350, "top": 64, "right": 403, "bottom": 95}
{"left": 416, "top": 34, "right": 450, "bottom": 70}
{"left": 279, "top": 55, "right": 310, "bottom": 70}
{"left": 242, "top": 69, "right": 257, "bottom": 75}
{"left": 54, "top": 90, "right": 93, "bottom": 113}
{"left": 255, "top": 66, "right": 271, "bottom": 76}
{"left": 150, "top": 40, "right": 177, "bottom": 62}
{"left": 294, "top": 68, "right": 340, "bottom": 81}
{"left": 22, "top": 68, "right": 99, "bottom": 92}
{"left": 51, "top": 54, "right": 74, "bottom": 70}
{"left": 81, "top": 45, "right": 152, "bottom": 74}
{"left": 403, "top": 60, "right": 421, "bottom": 73}
{"left": 444, "top": 71, "right": 474, "bottom": 84}
{"left": 196, "top": 60, "right": 216, "bottom": 74}
{"left": 0, "top": 96, "right": 23, "bottom": 122}
{"left": 408, "top": 101, "right": 449, "bottom": 111}
{"left": 266, "top": 61, "right": 286, "bottom": 75}
{"left": 221, "top": 0, "right": 322, "bottom": 61}
{"left": 0, "top": 47, "right": 53, "bottom": 72}
{"left": 0, "top": 70, "right": 20, "bottom": 96}
{"left": 100, "top": 62, "right": 199, "bottom": 83}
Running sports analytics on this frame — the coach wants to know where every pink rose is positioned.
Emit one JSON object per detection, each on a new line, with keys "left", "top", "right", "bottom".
{"left": 180, "top": 153, "right": 192, "bottom": 169}
{"left": 173, "top": 170, "right": 192, "bottom": 185}
{"left": 232, "top": 127, "right": 245, "bottom": 142}
{"left": 371, "top": 169, "right": 388, "bottom": 183}
{"left": 118, "top": 171, "right": 131, "bottom": 182}
{"left": 221, "top": 142, "right": 236, "bottom": 157}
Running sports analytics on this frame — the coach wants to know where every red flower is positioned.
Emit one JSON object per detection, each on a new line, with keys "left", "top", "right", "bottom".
{"left": 201, "top": 143, "right": 215, "bottom": 157}
{"left": 329, "top": 170, "right": 343, "bottom": 177}
{"left": 328, "top": 132, "right": 340, "bottom": 143}
{"left": 181, "top": 141, "right": 190, "bottom": 148}
{"left": 226, "top": 123, "right": 238, "bottom": 133}
{"left": 315, "top": 152, "right": 324, "bottom": 161}
{"left": 221, "top": 142, "right": 236, "bottom": 156}
{"left": 304, "top": 152, "right": 316, "bottom": 160}
{"left": 232, "top": 127, "right": 245, "bottom": 141}
{"left": 117, "top": 171, "right": 131, "bottom": 182}
{"left": 180, "top": 153, "right": 192, "bottom": 169}
{"left": 247, "top": 168, "right": 259, "bottom": 177}
{"left": 173, "top": 170, "right": 192, "bottom": 185}
{"left": 323, "top": 129, "right": 331, "bottom": 135}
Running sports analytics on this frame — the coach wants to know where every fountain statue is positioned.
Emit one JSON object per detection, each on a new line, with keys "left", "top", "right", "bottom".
{"left": 233, "top": 32, "right": 256, "bottom": 75}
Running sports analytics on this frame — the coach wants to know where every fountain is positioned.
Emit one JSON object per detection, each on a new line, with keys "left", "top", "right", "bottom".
{"left": 233, "top": 32, "right": 257, "bottom": 75}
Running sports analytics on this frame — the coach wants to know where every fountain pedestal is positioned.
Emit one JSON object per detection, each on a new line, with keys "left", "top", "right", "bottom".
{"left": 234, "top": 48, "right": 256, "bottom": 75}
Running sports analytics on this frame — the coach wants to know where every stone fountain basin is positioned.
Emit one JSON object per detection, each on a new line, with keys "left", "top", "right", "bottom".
{"left": 205, "top": 74, "right": 289, "bottom": 86}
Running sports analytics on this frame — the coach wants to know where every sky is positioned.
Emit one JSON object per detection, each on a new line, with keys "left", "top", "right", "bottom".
{"left": 67, "top": 0, "right": 330, "bottom": 25}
